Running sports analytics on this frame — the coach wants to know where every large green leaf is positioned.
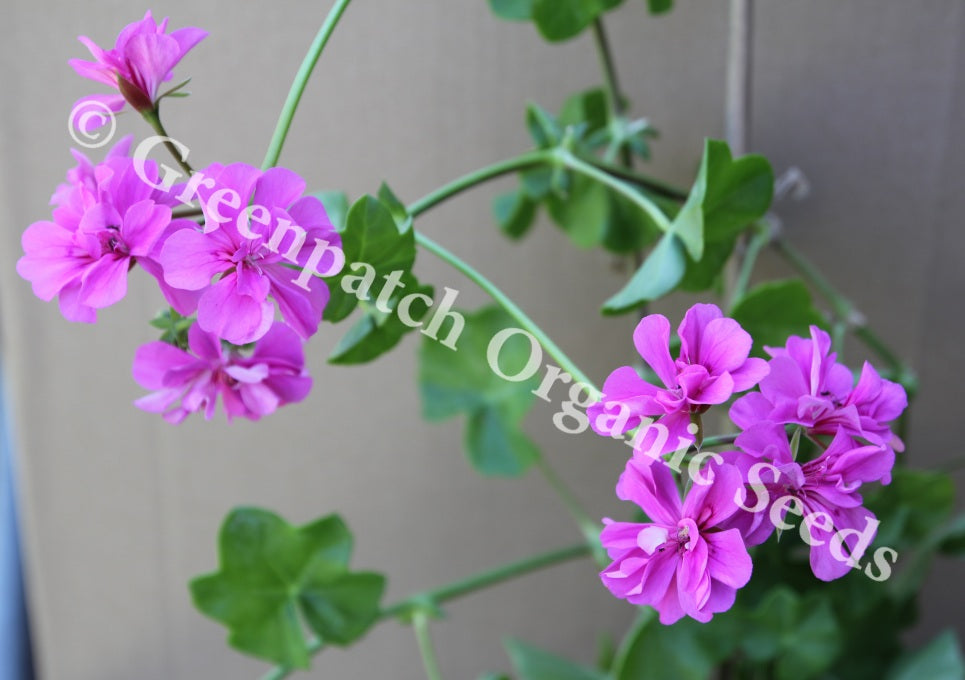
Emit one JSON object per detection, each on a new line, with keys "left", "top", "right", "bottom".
{"left": 613, "top": 608, "right": 718, "bottom": 680}
{"left": 323, "top": 194, "right": 416, "bottom": 323}
{"left": 190, "top": 508, "right": 385, "bottom": 669}
{"left": 646, "top": 0, "right": 673, "bottom": 14}
{"left": 886, "top": 631, "right": 965, "bottom": 680}
{"left": 602, "top": 232, "right": 686, "bottom": 313}
{"left": 672, "top": 139, "right": 774, "bottom": 260}
{"left": 740, "top": 589, "right": 841, "bottom": 680}
{"left": 419, "top": 306, "right": 541, "bottom": 476}
{"left": 505, "top": 638, "right": 609, "bottom": 680}
{"left": 545, "top": 174, "right": 610, "bottom": 248}
{"left": 729, "top": 279, "right": 829, "bottom": 354}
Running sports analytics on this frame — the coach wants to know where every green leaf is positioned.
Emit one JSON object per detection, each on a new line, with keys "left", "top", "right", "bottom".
{"left": 505, "top": 638, "right": 609, "bottom": 680}
{"left": 328, "top": 275, "right": 435, "bottom": 365}
{"left": 601, "top": 188, "right": 662, "bottom": 253}
{"left": 488, "top": 0, "right": 534, "bottom": 20}
{"left": 190, "top": 508, "right": 385, "bottom": 669}
{"left": 740, "top": 589, "right": 841, "bottom": 680}
{"left": 149, "top": 308, "right": 193, "bottom": 349}
{"left": 531, "top": 0, "right": 625, "bottom": 42}
{"left": 677, "top": 235, "right": 736, "bottom": 292}
{"left": 323, "top": 194, "right": 416, "bottom": 323}
{"left": 313, "top": 191, "right": 349, "bottom": 230}
{"left": 729, "top": 279, "right": 829, "bottom": 354}
{"left": 493, "top": 190, "right": 538, "bottom": 239}
{"left": 886, "top": 631, "right": 965, "bottom": 680}
{"left": 613, "top": 608, "right": 717, "bottom": 680}
{"left": 672, "top": 139, "right": 774, "bottom": 260}
{"left": 602, "top": 233, "right": 686, "bottom": 314}
{"left": 525, "top": 102, "right": 563, "bottom": 149}
{"left": 559, "top": 88, "right": 609, "bottom": 137}
{"left": 545, "top": 174, "right": 609, "bottom": 248}
{"left": 938, "top": 513, "right": 965, "bottom": 557}
{"left": 376, "top": 182, "right": 413, "bottom": 233}
{"left": 646, "top": 0, "right": 673, "bottom": 14}
{"left": 419, "top": 306, "right": 541, "bottom": 476}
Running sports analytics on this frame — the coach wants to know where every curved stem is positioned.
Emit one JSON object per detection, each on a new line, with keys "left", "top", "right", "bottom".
{"left": 412, "top": 231, "right": 595, "bottom": 390}
{"left": 259, "top": 543, "right": 590, "bottom": 679}
{"left": 408, "top": 150, "right": 550, "bottom": 218}
{"left": 413, "top": 612, "right": 444, "bottom": 680}
{"left": 261, "top": 0, "right": 354, "bottom": 169}
{"left": 584, "top": 157, "right": 688, "bottom": 202}
{"left": 141, "top": 109, "right": 193, "bottom": 176}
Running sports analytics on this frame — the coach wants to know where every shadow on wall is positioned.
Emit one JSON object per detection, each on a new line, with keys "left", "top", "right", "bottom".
{"left": 0, "top": 361, "right": 35, "bottom": 680}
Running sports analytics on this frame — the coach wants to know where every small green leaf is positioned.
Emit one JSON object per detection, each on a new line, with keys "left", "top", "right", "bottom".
{"left": 729, "top": 279, "right": 829, "bottom": 354}
{"left": 886, "top": 631, "right": 965, "bottom": 680}
{"left": 328, "top": 275, "right": 434, "bottom": 365}
{"left": 646, "top": 0, "right": 673, "bottom": 14}
{"left": 493, "top": 190, "right": 538, "bottom": 239}
{"left": 559, "top": 88, "right": 609, "bottom": 137}
{"left": 531, "top": 0, "right": 625, "bottom": 42}
{"left": 488, "top": 0, "right": 535, "bottom": 20}
{"left": 313, "top": 191, "right": 349, "bottom": 230}
{"left": 545, "top": 174, "right": 609, "bottom": 248}
{"left": 672, "top": 139, "right": 774, "bottom": 260}
{"left": 376, "top": 182, "right": 413, "bottom": 233}
{"left": 190, "top": 508, "right": 384, "bottom": 669}
{"left": 419, "top": 306, "right": 541, "bottom": 476}
{"left": 525, "top": 102, "right": 563, "bottom": 148}
{"left": 602, "top": 233, "right": 686, "bottom": 314}
{"left": 505, "top": 638, "right": 609, "bottom": 680}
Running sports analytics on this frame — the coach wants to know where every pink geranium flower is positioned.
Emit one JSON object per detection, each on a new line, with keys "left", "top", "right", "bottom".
{"left": 132, "top": 322, "right": 312, "bottom": 423}
{"left": 588, "top": 303, "right": 769, "bottom": 458}
{"left": 16, "top": 138, "right": 197, "bottom": 322}
{"left": 730, "top": 326, "right": 907, "bottom": 458}
{"left": 69, "top": 11, "right": 207, "bottom": 119}
{"left": 160, "top": 163, "right": 341, "bottom": 345}
{"left": 720, "top": 422, "right": 890, "bottom": 581}
{"left": 600, "top": 458, "right": 752, "bottom": 624}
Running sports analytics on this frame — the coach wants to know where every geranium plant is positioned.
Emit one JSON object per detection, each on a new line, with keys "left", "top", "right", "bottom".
{"left": 17, "top": 2, "right": 965, "bottom": 679}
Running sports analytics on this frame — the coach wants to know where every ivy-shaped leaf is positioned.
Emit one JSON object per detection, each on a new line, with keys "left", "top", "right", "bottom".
{"left": 601, "top": 232, "right": 686, "bottom": 314}
{"left": 505, "top": 638, "right": 609, "bottom": 680}
{"left": 190, "top": 508, "right": 385, "bottom": 669}
{"left": 729, "top": 279, "right": 829, "bottom": 354}
{"left": 419, "top": 306, "right": 541, "bottom": 476}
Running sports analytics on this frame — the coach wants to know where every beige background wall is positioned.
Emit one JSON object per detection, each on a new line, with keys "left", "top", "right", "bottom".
{"left": 1, "top": 1, "right": 962, "bottom": 678}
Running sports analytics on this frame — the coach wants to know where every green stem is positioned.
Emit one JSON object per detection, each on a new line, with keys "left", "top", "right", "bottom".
{"left": 729, "top": 225, "right": 768, "bottom": 307}
{"left": 700, "top": 432, "right": 739, "bottom": 449}
{"left": 261, "top": 0, "right": 354, "bottom": 169}
{"left": 558, "top": 150, "right": 672, "bottom": 233}
{"left": 773, "top": 237, "right": 915, "bottom": 390}
{"left": 592, "top": 18, "right": 626, "bottom": 118}
{"left": 533, "top": 456, "right": 603, "bottom": 561}
{"left": 413, "top": 612, "right": 444, "bottom": 680}
{"left": 585, "top": 157, "right": 688, "bottom": 202}
{"left": 141, "top": 109, "right": 193, "bottom": 176}
{"left": 411, "top": 231, "right": 596, "bottom": 390}
{"left": 408, "top": 150, "right": 549, "bottom": 218}
{"left": 259, "top": 543, "right": 590, "bottom": 679}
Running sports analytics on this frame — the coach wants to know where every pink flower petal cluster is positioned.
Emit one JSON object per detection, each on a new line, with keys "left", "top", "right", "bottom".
{"left": 720, "top": 423, "right": 890, "bottom": 581}
{"left": 159, "top": 163, "right": 341, "bottom": 345}
{"left": 600, "top": 459, "right": 752, "bottom": 623}
{"left": 730, "top": 326, "right": 907, "bottom": 460}
{"left": 69, "top": 10, "right": 207, "bottom": 119}
{"left": 588, "top": 303, "right": 768, "bottom": 458}
{"left": 16, "top": 137, "right": 198, "bottom": 322}
{"left": 133, "top": 323, "right": 312, "bottom": 423}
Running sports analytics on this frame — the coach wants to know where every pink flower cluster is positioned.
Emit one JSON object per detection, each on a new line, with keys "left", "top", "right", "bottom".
{"left": 592, "top": 305, "right": 905, "bottom": 624}
{"left": 18, "top": 14, "right": 339, "bottom": 422}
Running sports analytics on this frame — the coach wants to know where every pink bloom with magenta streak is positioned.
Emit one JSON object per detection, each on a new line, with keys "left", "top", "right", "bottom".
{"left": 588, "top": 304, "right": 768, "bottom": 459}
{"left": 600, "top": 459, "right": 752, "bottom": 624}
{"left": 720, "top": 422, "right": 889, "bottom": 581}
{"left": 730, "top": 326, "right": 907, "bottom": 460}
{"left": 69, "top": 11, "right": 207, "bottom": 120}
{"left": 133, "top": 322, "right": 312, "bottom": 423}
{"left": 16, "top": 137, "right": 198, "bottom": 322}
{"left": 160, "top": 163, "right": 342, "bottom": 345}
